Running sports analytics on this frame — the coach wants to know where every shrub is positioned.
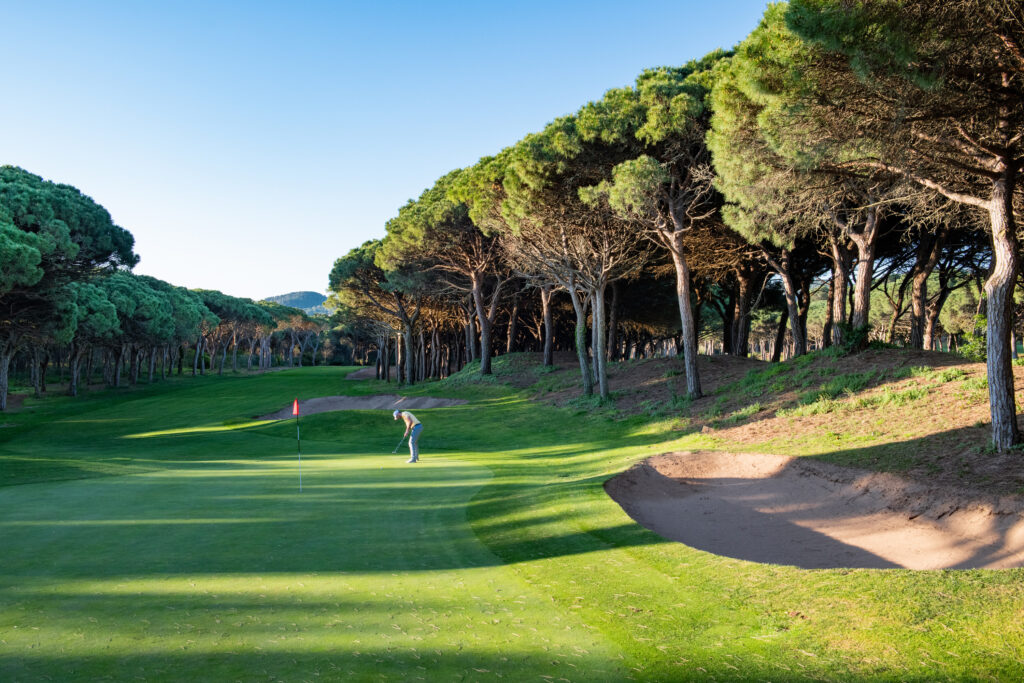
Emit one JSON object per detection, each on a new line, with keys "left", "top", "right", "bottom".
{"left": 959, "top": 315, "right": 987, "bottom": 362}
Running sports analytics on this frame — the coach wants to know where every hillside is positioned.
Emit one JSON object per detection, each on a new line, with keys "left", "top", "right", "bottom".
{"left": 263, "top": 290, "right": 329, "bottom": 315}
{"left": 450, "top": 347, "right": 1024, "bottom": 496}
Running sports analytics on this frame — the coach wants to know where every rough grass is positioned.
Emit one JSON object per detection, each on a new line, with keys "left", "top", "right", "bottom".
{"left": 447, "top": 349, "right": 1024, "bottom": 492}
{"left": 2, "top": 361, "right": 1024, "bottom": 680}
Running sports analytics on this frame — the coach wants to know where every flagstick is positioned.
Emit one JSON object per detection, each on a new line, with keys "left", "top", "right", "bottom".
{"left": 293, "top": 398, "right": 303, "bottom": 493}
{"left": 296, "top": 413, "right": 303, "bottom": 492}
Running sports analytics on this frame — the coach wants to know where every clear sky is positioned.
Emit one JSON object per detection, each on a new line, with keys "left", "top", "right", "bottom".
{"left": 2, "top": 1, "right": 769, "bottom": 301}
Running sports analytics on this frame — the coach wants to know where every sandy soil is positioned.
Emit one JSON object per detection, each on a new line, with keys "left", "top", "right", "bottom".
{"left": 259, "top": 394, "right": 466, "bottom": 420}
{"left": 2, "top": 393, "right": 27, "bottom": 413}
{"left": 606, "top": 451, "right": 1024, "bottom": 570}
{"left": 345, "top": 366, "right": 397, "bottom": 380}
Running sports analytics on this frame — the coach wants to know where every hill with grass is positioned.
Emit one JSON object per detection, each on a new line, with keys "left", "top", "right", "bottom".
{"left": 447, "top": 346, "right": 1024, "bottom": 495}
{"left": 263, "top": 290, "right": 328, "bottom": 315}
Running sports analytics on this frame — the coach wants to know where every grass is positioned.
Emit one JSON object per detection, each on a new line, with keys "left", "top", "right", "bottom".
{"left": 2, "top": 365, "right": 1024, "bottom": 680}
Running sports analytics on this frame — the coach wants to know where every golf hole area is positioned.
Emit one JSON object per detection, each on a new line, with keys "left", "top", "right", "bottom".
{"left": 605, "top": 451, "right": 1024, "bottom": 570}
{"left": 259, "top": 394, "right": 467, "bottom": 420}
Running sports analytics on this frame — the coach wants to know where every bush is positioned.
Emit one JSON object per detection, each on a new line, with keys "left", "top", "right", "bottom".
{"left": 959, "top": 315, "right": 987, "bottom": 362}
{"left": 833, "top": 323, "right": 872, "bottom": 355}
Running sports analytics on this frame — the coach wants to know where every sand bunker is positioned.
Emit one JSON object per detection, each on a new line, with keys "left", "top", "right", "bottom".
{"left": 606, "top": 451, "right": 1024, "bottom": 570}
{"left": 259, "top": 394, "right": 466, "bottom": 420}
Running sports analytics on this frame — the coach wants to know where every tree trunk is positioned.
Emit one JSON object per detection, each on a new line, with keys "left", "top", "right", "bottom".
{"left": 767, "top": 250, "right": 806, "bottom": 357}
{"left": 909, "top": 227, "right": 949, "bottom": 349}
{"left": 886, "top": 283, "right": 906, "bottom": 345}
{"left": 429, "top": 328, "right": 439, "bottom": 378}
{"left": 829, "top": 234, "right": 853, "bottom": 346}
{"left": 607, "top": 281, "right": 620, "bottom": 362}
{"left": 471, "top": 277, "right": 493, "bottom": 375}
{"left": 134, "top": 347, "right": 142, "bottom": 384}
{"left": 116, "top": 345, "right": 127, "bottom": 387}
{"left": 505, "top": 294, "right": 520, "bottom": 356}
{"left": 823, "top": 276, "right": 835, "bottom": 349}
{"left": 402, "top": 324, "right": 415, "bottom": 385}
{"left": 849, "top": 208, "right": 880, "bottom": 331}
{"left": 667, "top": 238, "right": 702, "bottom": 398}
{"left": 417, "top": 330, "right": 426, "bottom": 382}
{"left": 592, "top": 284, "right": 611, "bottom": 398}
{"left": 720, "top": 289, "right": 736, "bottom": 356}
{"left": 68, "top": 345, "right": 84, "bottom": 397}
{"left": 798, "top": 274, "right": 812, "bottom": 346}
{"left": 30, "top": 347, "right": 42, "bottom": 398}
{"left": 395, "top": 332, "right": 404, "bottom": 383}
{"left": 566, "top": 285, "right": 593, "bottom": 396}
{"left": 541, "top": 285, "right": 555, "bottom": 366}
{"left": 0, "top": 344, "right": 14, "bottom": 411}
{"left": 39, "top": 350, "right": 50, "bottom": 393}
{"left": 463, "top": 304, "right": 476, "bottom": 363}
{"left": 985, "top": 175, "right": 1020, "bottom": 450}
{"left": 772, "top": 309, "right": 789, "bottom": 363}
{"left": 732, "top": 269, "right": 758, "bottom": 357}
{"left": 127, "top": 347, "right": 136, "bottom": 385}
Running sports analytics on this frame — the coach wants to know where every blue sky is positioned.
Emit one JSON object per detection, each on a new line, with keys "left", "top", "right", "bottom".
{"left": 2, "top": 1, "right": 769, "bottom": 300}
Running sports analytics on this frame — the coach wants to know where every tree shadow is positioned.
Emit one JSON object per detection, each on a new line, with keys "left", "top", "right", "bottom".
{"left": 0, "top": 453, "right": 668, "bottom": 580}
{"left": 0, "top": 643, "right": 765, "bottom": 682}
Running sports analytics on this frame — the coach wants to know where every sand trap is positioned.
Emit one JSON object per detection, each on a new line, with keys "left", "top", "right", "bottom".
{"left": 259, "top": 394, "right": 466, "bottom": 420}
{"left": 605, "top": 451, "right": 1024, "bottom": 570}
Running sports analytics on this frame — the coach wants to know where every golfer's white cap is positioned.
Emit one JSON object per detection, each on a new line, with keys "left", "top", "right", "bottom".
{"left": 393, "top": 409, "right": 401, "bottom": 418}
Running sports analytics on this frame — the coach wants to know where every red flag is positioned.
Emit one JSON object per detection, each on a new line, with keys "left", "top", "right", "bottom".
{"left": 292, "top": 398, "right": 299, "bottom": 416}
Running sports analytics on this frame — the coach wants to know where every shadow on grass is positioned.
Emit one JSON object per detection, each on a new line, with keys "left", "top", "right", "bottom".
{"left": 0, "top": 452, "right": 668, "bottom": 578}
{"left": 0, "top": 646, "right": 761, "bottom": 682}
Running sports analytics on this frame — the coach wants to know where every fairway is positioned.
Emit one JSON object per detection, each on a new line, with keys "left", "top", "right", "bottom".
{"left": 3, "top": 366, "right": 1024, "bottom": 681}
{"left": 0, "top": 370, "right": 624, "bottom": 680}
{"left": 1, "top": 458, "right": 623, "bottom": 679}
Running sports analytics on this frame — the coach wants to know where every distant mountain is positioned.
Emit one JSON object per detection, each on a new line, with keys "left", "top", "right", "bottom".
{"left": 264, "top": 291, "right": 330, "bottom": 315}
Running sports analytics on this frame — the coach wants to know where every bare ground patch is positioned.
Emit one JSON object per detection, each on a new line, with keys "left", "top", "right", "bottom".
{"left": 2, "top": 393, "right": 28, "bottom": 413}
{"left": 345, "top": 366, "right": 397, "bottom": 380}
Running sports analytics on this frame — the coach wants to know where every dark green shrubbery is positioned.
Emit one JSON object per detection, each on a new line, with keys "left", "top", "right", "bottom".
{"left": 959, "top": 315, "right": 987, "bottom": 362}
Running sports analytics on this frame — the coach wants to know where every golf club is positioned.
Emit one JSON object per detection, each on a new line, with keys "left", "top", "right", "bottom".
{"left": 392, "top": 435, "right": 406, "bottom": 454}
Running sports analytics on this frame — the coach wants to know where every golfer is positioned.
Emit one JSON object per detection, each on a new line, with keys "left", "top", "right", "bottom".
{"left": 393, "top": 409, "right": 423, "bottom": 463}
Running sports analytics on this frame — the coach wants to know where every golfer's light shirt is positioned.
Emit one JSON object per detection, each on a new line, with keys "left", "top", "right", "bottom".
{"left": 400, "top": 411, "right": 421, "bottom": 426}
